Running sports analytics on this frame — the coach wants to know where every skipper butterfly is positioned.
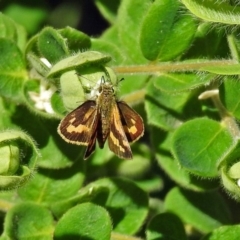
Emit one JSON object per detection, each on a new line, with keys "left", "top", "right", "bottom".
{"left": 58, "top": 77, "right": 144, "bottom": 159}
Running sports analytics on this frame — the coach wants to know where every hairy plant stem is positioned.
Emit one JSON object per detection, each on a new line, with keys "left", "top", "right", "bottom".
{"left": 211, "top": 93, "right": 240, "bottom": 138}
{"left": 113, "top": 60, "right": 235, "bottom": 74}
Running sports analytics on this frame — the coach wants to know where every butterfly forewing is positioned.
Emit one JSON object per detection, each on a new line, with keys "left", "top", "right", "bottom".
{"left": 117, "top": 101, "right": 144, "bottom": 143}
{"left": 108, "top": 103, "right": 133, "bottom": 159}
{"left": 58, "top": 100, "right": 98, "bottom": 145}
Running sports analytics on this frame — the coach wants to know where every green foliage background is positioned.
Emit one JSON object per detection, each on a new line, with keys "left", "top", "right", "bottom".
{"left": 1, "top": 0, "right": 240, "bottom": 239}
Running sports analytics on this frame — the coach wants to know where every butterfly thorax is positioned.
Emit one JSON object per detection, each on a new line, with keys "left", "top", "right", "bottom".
{"left": 96, "top": 83, "right": 116, "bottom": 145}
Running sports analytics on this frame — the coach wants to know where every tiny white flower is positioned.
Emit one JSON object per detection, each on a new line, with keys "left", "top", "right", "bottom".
{"left": 29, "top": 79, "right": 56, "bottom": 114}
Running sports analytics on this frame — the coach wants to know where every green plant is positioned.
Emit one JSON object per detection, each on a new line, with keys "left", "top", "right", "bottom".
{"left": 1, "top": 0, "right": 240, "bottom": 239}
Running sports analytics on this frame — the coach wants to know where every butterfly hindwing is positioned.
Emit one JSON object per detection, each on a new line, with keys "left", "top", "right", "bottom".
{"left": 117, "top": 101, "right": 144, "bottom": 143}
{"left": 84, "top": 126, "right": 98, "bottom": 159}
{"left": 57, "top": 100, "right": 98, "bottom": 145}
{"left": 108, "top": 103, "right": 133, "bottom": 159}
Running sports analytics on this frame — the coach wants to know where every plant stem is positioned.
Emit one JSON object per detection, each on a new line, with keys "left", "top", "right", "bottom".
{"left": 211, "top": 93, "right": 240, "bottom": 138}
{"left": 113, "top": 60, "right": 235, "bottom": 74}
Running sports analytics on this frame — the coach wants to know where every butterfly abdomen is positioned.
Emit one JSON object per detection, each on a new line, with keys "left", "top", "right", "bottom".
{"left": 97, "top": 83, "right": 115, "bottom": 147}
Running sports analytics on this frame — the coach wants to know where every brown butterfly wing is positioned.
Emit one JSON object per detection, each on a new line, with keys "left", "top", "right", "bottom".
{"left": 108, "top": 103, "right": 133, "bottom": 159}
{"left": 117, "top": 101, "right": 144, "bottom": 143}
{"left": 58, "top": 100, "right": 98, "bottom": 145}
{"left": 84, "top": 127, "right": 98, "bottom": 159}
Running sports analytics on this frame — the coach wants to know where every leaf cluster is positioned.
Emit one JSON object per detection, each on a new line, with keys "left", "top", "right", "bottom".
{"left": 1, "top": 0, "right": 240, "bottom": 239}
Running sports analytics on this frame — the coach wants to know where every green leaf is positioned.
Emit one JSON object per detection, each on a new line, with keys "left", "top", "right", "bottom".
{"left": 0, "top": 13, "right": 27, "bottom": 51}
{"left": 50, "top": 91, "right": 66, "bottom": 117}
{"left": 154, "top": 73, "right": 213, "bottom": 93}
{"left": 182, "top": 0, "right": 240, "bottom": 25}
{"left": 87, "top": 177, "right": 148, "bottom": 234}
{"left": 101, "top": 25, "right": 122, "bottom": 50}
{"left": 184, "top": 23, "right": 228, "bottom": 59}
{"left": 59, "top": 26, "right": 91, "bottom": 52}
{"left": 0, "top": 130, "right": 40, "bottom": 190}
{"left": 18, "top": 160, "right": 85, "bottom": 204}
{"left": 172, "top": 118, "right": 235, "bottom": 177}
{"left": 0, "top": 38, "right": 27, "bottom": 102}
{"left": 219, "top": 77, "right": 240, "bottom": 120}
{"left": 0, "top": 13, "right": 18, "bottom": 40}
{"left": 165, "top": 187, "right": 232, "bottom": 233}
{"left": 91, "top": 38, "right": 124, "bottom": 65}
{"left": 38, "top": 27, "right": 69, "bottom": 63}
{"left": 151, "top": 127, "right": 219, "bottom": 191}
{"left": 47, "top": 51, "right": 111, "bottom": 78}
{"left": 94, "top": 0, "right": 120, "bottom": 24}
{"left": 145, "top": 80, "right": 202, "bottom": 131}
{"left": 140, "top": 0, "right": 196, "bottom": 61}
{"left": 220, "top": 141, "right": 240, "bottom": 200}
{"left": 54, "top": 202, "right": 112, "bottom": 240}
{"left": 202, "top": 225, "right": 240, "bottom": 240}
{"left": 3, "top": 202, "right": 54, "bottom": 240}
{"left": 146, "top": 212, "right": 187, "bottom": 240}
{"left": 26, "top": 53, "right": 50, "bottom": 77}
{"left": 117, "top": 0, "right": 151, "bottom": 64}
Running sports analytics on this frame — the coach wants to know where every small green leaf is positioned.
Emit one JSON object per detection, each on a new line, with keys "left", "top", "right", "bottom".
{"left": 172, "top": 118, "right": 235, "bottom": 177}
{"left": 47, "top": 51, "right": 111, "bottom": 78}
{"left": 202, "top": 225, "right": 240, "bottom": 240}
{"left": 182, "top": 0, "right": 240, "bottom": 25}
{"left": 140, "top": 0, "right": 196, "bottom": 61}
{"left": 26, "top": 53, "right": 50, "bottom": 77}
{"left": 3, "top": 202, "right": 54, "bottom": 240}
{"left": 146, "top": 212, "right": 187, "bottom": 240}
{"left": 165, "top": 187, "right": 232, "bottom": 233}
{"left": 151, "top": 127, "right": 219, "bottom": 191}
{"left": 59, "top": 26, "right": 91, "bottom": 52}
{"left": 38, "top": 27, "right": 69, "bottom": 63}
{"left": 0, "top": 38, "right": 27, "bottom": 102}
{"left": 219, "top": 77, "right": 240, "bottom": 120}
{"left": 54, "top": 202, "right": 112, "bottom": 240}
{"left": 58, "top": 70, "right": 84, "bottom": 112}
{"left": 220, "top": 142, "right": 240, "bottom": 200}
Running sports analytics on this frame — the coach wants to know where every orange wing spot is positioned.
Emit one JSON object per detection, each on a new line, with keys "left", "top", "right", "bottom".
{"left": 128, "top": 125, "right": 137, "bottom": 134}
{"left": 110, "top": 132, "right": 126, "bottom": 153}
{"left": 130, "top": 119, "right": 136, "bottom": 124}
{"left": 67, "top": 124, "right": 90, "bottom": 133}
